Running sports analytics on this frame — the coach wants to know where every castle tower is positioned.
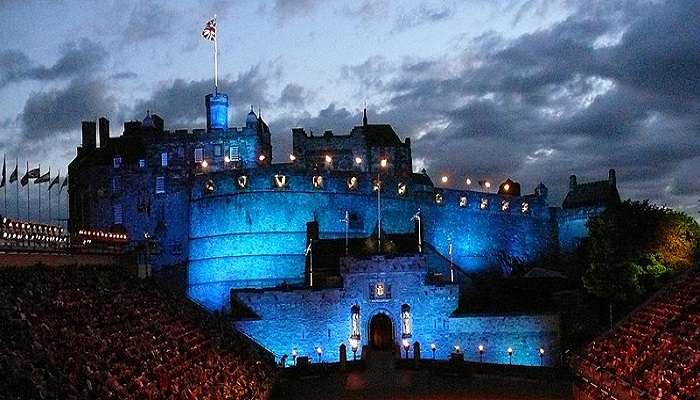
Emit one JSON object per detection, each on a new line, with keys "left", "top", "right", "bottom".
{"left": 205, "top": 93, "right": 229, "bottom": 131}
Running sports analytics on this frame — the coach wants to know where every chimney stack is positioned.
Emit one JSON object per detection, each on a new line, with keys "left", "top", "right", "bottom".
{"left": 608, "top": 169, "right": 616, "bottom": 186}
{"left": 569, "top": 175, "right": 577, "bottom": 190}
{"left": 81, "top": 121, "right": 97, "bottom": 151}
{"left": 98, "top": 117, "right": 110, "bottom": 148}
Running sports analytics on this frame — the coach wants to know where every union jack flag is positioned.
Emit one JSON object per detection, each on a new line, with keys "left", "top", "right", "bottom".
{"left": 201, "top": 17, "right": 216, "bottom": 41}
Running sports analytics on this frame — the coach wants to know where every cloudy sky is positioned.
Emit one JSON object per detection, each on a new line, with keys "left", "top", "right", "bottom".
{"left": 0, "top": 0, "right": 698, "bottom": 219}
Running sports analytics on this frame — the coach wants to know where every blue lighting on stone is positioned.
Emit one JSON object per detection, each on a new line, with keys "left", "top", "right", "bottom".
{"left": 205, "top": 93, "right": 228, "bottom": 131}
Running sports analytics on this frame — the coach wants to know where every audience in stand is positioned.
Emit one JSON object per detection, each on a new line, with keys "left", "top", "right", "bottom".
{"left": 0, "top": 264, "right": 275, "bottom": 399}
{"left": 573, "top": 271, "right": 700, "bottom": 400}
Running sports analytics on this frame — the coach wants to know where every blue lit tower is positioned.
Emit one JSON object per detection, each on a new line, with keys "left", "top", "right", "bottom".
{"left": 205, "top": 93, "right": 229, "bottom": 131}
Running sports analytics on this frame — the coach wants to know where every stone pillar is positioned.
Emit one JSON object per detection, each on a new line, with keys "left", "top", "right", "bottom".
{"left": 339, "top": 343, "right": 347, "bottom": 370}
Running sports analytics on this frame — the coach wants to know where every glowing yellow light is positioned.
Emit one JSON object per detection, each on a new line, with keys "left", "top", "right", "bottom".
{"left": 441, "top": 175, "right": 448, "bottom": 183}
{"left": 478, "top": 344, "right": 484, "bottom": 352}
{"left": 325, "top": 155, "right": 332, "bottom": 163}
{"left": 289, "top": 154, "right": 296, "bottom": 161}
{"left": 485, "top": 181, "right": 491, "bottom": 189}
{"left": 504, "top": 183, "right": 510, "bottom": 191}
{"left": 466, "top": 178, "right": 472, "bottom": 185}
{"left": 355, "top": 157, "right": 362, "bottom": 165}
{"left": 201, "top": 160, "right": 208, "bottom": 168}
{"left": 508, "top": 347, "right": 513, "bottom": 354}
{"left": 224, "top": 156, "right": 230, "bottom": 163}
{"left": 380, "top": 158, "right": 388, "bottom": 168}
{"left": 258, "top": 154, "right": 266, "bottom": 161}
{"left": 431, "top": 343, "right": 436, "bottom": 350}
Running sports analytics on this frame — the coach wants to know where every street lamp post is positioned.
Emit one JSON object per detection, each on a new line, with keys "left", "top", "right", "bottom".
{"left": 539, "top": 347, "right": 545, "bottom": 366}
{"left": 316, "top": 346, "right": 322, "bottom": 363}
{"left": 349, "top": 338, "right": 359, "bottom": 361}
{"left": 377, "top": 158, "right": 388, "bottom": 253}
{"left": 508, "top": 347, "right": 513, "bottom": 365}
{"left": 431, "top": 343, "right": 436, "bottom": 359}
{"left": 305, "top": 239, "right": 314, "bottom": 287}
{"left": 478, "top": 345, "right": 484, "bottom": 363}
{"left": 292, "top": 349, "right": 297, "bottom": 366}
{"left": 448, "top": 237, "right": 454, "bottom": 283}
{"left": 402, "top": 339, "right": 410, "bottom": 360}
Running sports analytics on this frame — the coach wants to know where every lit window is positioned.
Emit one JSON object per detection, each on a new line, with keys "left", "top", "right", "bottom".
{"left": 521, "top": 202, "right": 529, "bottom": 214}
{"left": 435, "top": 193, "right": 443, "bottom": 205}
{"left": 347, "top": 176, "right": 358, "bottom": 191}
{"left": 501, "top": 200, "right": 510, "bottom": 211}
{"left": 370, "top": 282, "right": 391, "bottom": 300}
{"left": 113, "top": 156, "right": 122, "bottom": 169}
{"left": 194, "top": 148, "right": 204, "bottom": 163}
{"left": 203, "top": 179, "right": 216, "bottom": 194}
{"left": 273, "top": 174, "right": 287, "bottom": 189}
{"left": 397, "top": 182, "right": 407, "bottom": 196}
{"left": 401, "top": 304, "right": 412, "bottom": 338}
{"left": 312, "top": 175, "right": 324, "bottom": 189}
{"left": 214, "top": 145, "right": 222, "bottom": 157}
{"left": 111, "top": 176, "right": 122, "bottom": 193}
{"left": 161, "top": 152, "right": 168, "bottom": 167}
{"left": 113, "top": 204, "right": 123, "bottom": 225}
{"left": 229, "top": 145, "right": 240, "bottom": 161}
{"left": 459, "top": 195, "right": 468, "bottom": 208}
{"left": 155, "top": 176, "right": 165, "bottom": 194}
{"left": 138, "top": 159, "right": 146, "bottom": 168}
{"left": 237, "top": 175, "right": 248, "bottom": 189}
{"left": 480, "top": 198, "right": 489, "bottom": 210}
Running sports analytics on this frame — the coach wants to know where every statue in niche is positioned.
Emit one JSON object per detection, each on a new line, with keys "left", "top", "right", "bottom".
{"left": 351, "top": 311, "right": 360, "bottom": 338}
{"left": 401, "top": 306, "right": 412, "bottom": 337}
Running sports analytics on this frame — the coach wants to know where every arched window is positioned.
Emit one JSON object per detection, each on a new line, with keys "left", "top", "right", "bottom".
{"left": 401, "top": 304, "right": 412, "bottom": 338}
{"left": 350, "top": 305, "right": 361, "bottom": 340}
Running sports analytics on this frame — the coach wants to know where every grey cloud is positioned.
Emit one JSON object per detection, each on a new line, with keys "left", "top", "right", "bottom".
{"left": 270, "top": 0, "right": 320, "bottom": 19}
{"left": 393, "top": 3, "right": 453, "bottom": 33}
{"left": 121, "top": 1, "right": 176, "bottom": 46}
{"left": 0, "top": 39, "right": 107, "bottom": 89}
{"left": 340, "top": 56, "right": 392, "bottom": 91}
{"left": 112, "top": 72, "right": 138, "bottom": 80}
{"left": 277, "top": 83, "right": 312, "bottom": 108}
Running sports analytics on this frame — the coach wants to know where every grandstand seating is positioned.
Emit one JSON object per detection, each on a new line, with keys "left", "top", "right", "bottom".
{"left": 0, "top": 264, "right": 275, "bottom": 399}
{"left": 572, "top": 270, "right": 700, "bottom": 400}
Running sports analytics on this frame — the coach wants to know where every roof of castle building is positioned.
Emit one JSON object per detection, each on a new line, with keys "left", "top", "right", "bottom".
{"left": 352, "top": 124, "right": 404, "bottom": 146}
{"left": 562, "top": 180, "right": 620, "bottom": 209}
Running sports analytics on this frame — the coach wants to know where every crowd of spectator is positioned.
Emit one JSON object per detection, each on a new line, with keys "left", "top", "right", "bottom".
{"left": 573, "top": 271, "right": 700, "bottom": 400}
{"left": 0, "top": 264, "right": 275, "bottom": 399}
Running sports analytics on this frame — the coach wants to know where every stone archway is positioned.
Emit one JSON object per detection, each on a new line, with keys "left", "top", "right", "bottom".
{"left": 369, "top": 313, "right": 394, "bottom": 350}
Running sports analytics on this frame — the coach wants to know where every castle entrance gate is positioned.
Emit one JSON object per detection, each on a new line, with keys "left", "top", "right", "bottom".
{"left": 369, "top": 313, "right": 393, "bottom": 350}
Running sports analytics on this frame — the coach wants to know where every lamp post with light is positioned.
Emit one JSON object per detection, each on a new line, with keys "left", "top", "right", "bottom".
{"left": 431, "top": 343, "right": 436, "bottom": 359}
{"left": 448, "top": 237, "right": 454, "bottom": 283}
{"left": 292, "top": 348, "right": 298, "bottom": 366}
{"left": 349, "top": 338, "right": 359, "bottom": 361}
{"left": 539, "top": 347, "right": 545, "bottom": 366}
{"left": 508, "top": 347, "right": 513, "bottom": 365}
{"left": 402, "top": 338, "right": 410, "bottom": 360}
{"left": 316, "top": 346, "right": 322, "bottom": 363}
{"left": 377, "top": 158, "right": 388, "bottom": 253}
{"left": 478, "top": 345, "right": 484, "bottom": 363}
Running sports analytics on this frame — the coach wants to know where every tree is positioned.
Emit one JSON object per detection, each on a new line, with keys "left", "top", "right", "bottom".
{"left": 581, "top": 200, "right": 700, "bottom": 326}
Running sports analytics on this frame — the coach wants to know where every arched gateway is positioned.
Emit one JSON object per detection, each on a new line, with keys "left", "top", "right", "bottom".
{"left": 369, "top": 313, "right": 394, "bottom": 350}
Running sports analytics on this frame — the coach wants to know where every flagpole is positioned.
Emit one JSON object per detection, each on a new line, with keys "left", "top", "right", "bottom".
{"left": 214, "top": 14, "right": 218, "bottom": 94}
{"left": 3, "top": 155, "right": 6, "bottom": 217}
{"left": 15, "top": 158, "right": 19, "bottom": 219}
{"left": 38, "top": 164, "right": 42, "bottom": 222}
{"left": 26, "top": 161, "right": 29, "bottom": 220}
{"left": 48, "top": 168, "right": 52, "bottom": 222}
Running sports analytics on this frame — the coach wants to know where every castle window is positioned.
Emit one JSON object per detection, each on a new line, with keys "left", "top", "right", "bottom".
{"left": 113, "top": 156, "right": 122, "bottom": 169}
{"left": 155, "top": 176, "right": 165, "bottom": 194}
{"left": 501, "top": 200, "right": 510, "bottom": 212}
{"left": 161, "top": 152, "right": 168, "bottom": 167}
{"left": 111, "top": 176, "right": 122, "bottom": 193}
{"left": 229, "top": 145, "right": 240, "bottom": 161}
{"left": 236, "top": 175, "right": 248, "bottom": 189}
{"left": 312, "top": 175, "right": 324, "bottom": 189}
{"left": 521, "top": 202, "right": 529, "bottom": 214}
{"left": 397, "top": 182, "right": 407, "bottom": 196}
{"left": 347, "top": 176, "right": 358, "bottom": 191}
{"left": 113, "top": 204, "right": 123, "bottom": 225}
{"left": 459, "top": 195, "right": 468, "bottom": 208}
{"left": 194, "top": 148, "right": 204, "bottom": 163}
{"left": 480, "top": 198, "right": 489, "bottom": 210}
{"left": 138, "top": 159, "right": 146, "bottom": 168}
{"left": 350, "top": 305, "right": 361, "bottom": 340}
{"left": 401, "top": 304, "right": 412, "bottom": 338}
{"left": 435, "top": 193, "right": 444, "bottom": 205}
{"left": 203, "top": 179, "right": 216, "bottom": 194}
{"left": 273, "top": 174, "right": 287, "bottom": 189}
{"left": 214, "top": 145, "right": 222, "bottom": 157}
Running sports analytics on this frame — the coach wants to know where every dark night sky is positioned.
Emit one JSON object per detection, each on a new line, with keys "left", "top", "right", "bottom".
{"left": 0, "top": 0, "right": 698, "bottom": 219}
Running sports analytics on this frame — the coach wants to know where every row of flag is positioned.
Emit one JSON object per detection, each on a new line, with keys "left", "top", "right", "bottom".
{"left": 0, "top": 158, "right": 67, "bottom": 192}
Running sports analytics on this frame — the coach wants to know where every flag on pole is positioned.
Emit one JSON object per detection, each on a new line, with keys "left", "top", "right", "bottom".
{"left": 21, "top": 167, "right": 39, "bottom": 186}
{"left": 59, "top": 176, "right": 68, "bottom": 193}
{"left": 9, "top": 163, "right": 17, "bottom": 183}
{"left": 0, "top": 156, "right": 5, "bottom": 188}
{"left": 304, "top": 240, "right": 313, "bottom": 256}
{"left": 49, "top": 173, "right": 60, "bottom": 190}
{"left": 35, "top": 171, "right": 50, "bottom": 184}
{"left": 201, "top": 17, "right": 216, "bottom": 41}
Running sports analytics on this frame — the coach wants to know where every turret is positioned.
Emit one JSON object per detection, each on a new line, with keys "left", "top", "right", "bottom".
{"left": 205, "top": 93, "right": 229, "bottom": 131}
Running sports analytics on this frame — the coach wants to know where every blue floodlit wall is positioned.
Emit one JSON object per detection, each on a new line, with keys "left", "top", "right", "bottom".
{"left": 187, "top": 169, "right": 556, "bottom": 310}
{"left": 233, "top": 256, "right": 560, "bottom": 367}
{"left": 557, "top": 207, "right": 605, "bottom": 254}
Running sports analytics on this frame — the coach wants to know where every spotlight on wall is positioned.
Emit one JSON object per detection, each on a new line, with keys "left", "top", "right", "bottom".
{"left": 289, "top": 154, "right": 296, "bottom": 161}
{"left": 224, "top": 156, "right": 230, "bottom": 163}
{"left": 484, "top": 181, "right": 491, "bottom": 189}
{"left": 355, "top": 157, "right": 362, "bottom": 165}
{"left": 441, "top": 175, "right": 448, "bottom": 184}
{"left": 466, "top": 178, "right": 472, "bottom": 186}
{"left": 503, "top": 183, "right": 510, "bottom": 192}
{"left": 201, "top": 160, "right": 208, "bottom": 168}
{"left": 325, "top": 155, "right": 332, "bottom": 163}
{"left": 402, "top": 339, "right": 410, "bottom": 359}
{"left": 380, "top": 158, "right": 388, "bottom": 168}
